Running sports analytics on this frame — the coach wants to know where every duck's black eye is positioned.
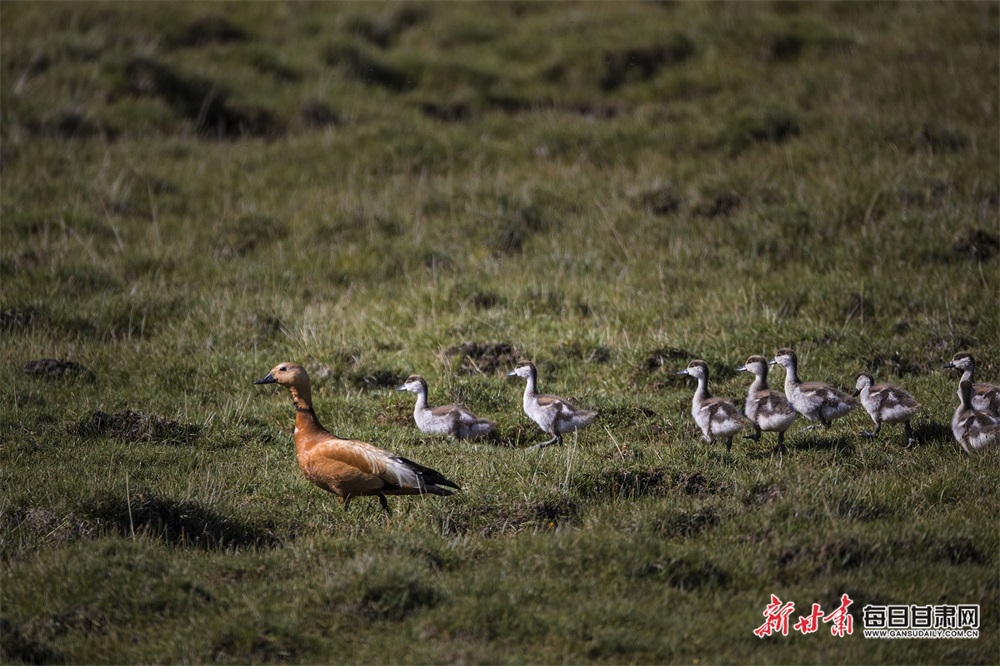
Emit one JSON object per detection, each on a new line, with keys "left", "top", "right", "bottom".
{"left": 279, "top": 366, "right": 287, "bottom": 372}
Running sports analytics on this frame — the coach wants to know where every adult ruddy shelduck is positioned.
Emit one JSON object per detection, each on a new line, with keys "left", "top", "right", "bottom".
{"left": 255, "top": 362, "right": 459, "bottom": 514}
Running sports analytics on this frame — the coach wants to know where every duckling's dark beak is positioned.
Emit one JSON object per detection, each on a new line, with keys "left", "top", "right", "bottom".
{"left": 395, "top": 384, "right": 407, "bottom": 391}
{"left": 736, "top": 365, "right": 747, "bottom": 372}
{"left": 254, "top": 373, "right": 276, "bottom": 385}
{"left": 852, "top": 388, "right": 861, "bottom": 397}
{"left": 942, "top": 362, "right": 955, "bottom": 369}
{"left": 768, "top": 359, "right": 777, "bottom": 366}
{"left": 506, "top": 370, "right": 517, "bottom": 377}
{"left": 677, "top": 369, "right": 690, "bottom": 376}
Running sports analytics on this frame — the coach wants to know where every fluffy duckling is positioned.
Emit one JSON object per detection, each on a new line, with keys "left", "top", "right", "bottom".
{"left": 943, "top": 352, "right": 1000, "bottom": 417}
{"left": 678, "top": 360, "right": 748, "bottom": 452}
{"left": 769, "top": 348, "right": 858, "bottom": 428}
{"left": 507, "top": 360, "right": 597, "bottom": 449}
{"left": 255, "top": 362, "right": 459, "bottom": 514}
{"left": 853, "top": 373, "right": 920, "bottom": 447}
{"left": 396, "top": 374, "right": 496, "bottom": 440}
{"left": 952, "top": 379, "right": 1000, "bottom": 453}
{"left": 736, "top": 355, "right": 797, "bottom": 452}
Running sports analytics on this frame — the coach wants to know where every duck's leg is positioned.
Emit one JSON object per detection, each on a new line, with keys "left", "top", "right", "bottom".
{"left": 531, "top": 433, "right": 562, "bottom": 449}
{"left": 747, "top": 424, "right": 762, "bottom": 442}
{"left": 773, "top": 431, "right": 786, "bottom": 454}
{"left": 378, "top": 493, "right": 392, "bottom": 516}
{"left": 725, "top": 437, "right": 733, "bottom": 452}
{"left": 861, "top": 421, "right": 882, "bottom": 439}
{"left": 902, "top": 421, "right": 915, "bottom": 448}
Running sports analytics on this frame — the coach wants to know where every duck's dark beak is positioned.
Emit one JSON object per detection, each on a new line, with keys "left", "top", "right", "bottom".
{"left": 852, "top": 388, "right": 861, "bottom": 397}
{"left": 736, "top": 365, "right": 747, "bottom": 372}
{"left": 942, "top": 362, "right": 955, "bottom": 369}
{"left": 506, "top": 370, "right": 517, "bottom": 377}
{"left": 768, "top": 359, "right": 777, "bottom": 366}
{"left": 396, "top": 385, "right": 407, "bottom": 391}
{"left": 254, "top": 373, "right": 276, "bottom": 385}
{"left": 676, "top": 369, "right": 689, "bottom": 376}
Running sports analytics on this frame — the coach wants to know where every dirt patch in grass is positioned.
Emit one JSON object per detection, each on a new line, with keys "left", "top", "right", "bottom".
{"left": 352, "top": 573, "right": 442, "bottom": 622}
{"left": 168, "top": 14, "right": 251, "bottom": 48}
{"left": 214, "top": 214, "right": 288, "bottom": 258}
{"left": 438, "top": 496, "right": 578, "bottom": 537}
{"left": 599, "top": 35, "right": 695, "bottom": 91}
{"left": 87, "top": 489, "right": 280, "bottom": 550}
{"left": 23, "top": 358, "right": 95, "bottom": 381}
{"left": 954, "top": 227, "right": 999, "bottom": 261}
{"left": 445, "top": 341, "right": 520, "bottom": 375}
{"left": 0, "top": 617, "right": 62, "bottom": 665}
{"left": 1, "top": 307, "right": 38, "bottom": 332}
{"left": 777, "top": 537, "right": 882, "bottom": 583}
{"left": 69, "top": 410, "right": 201, "bottom": 445}
{"left": 862, "top": 350, "right": 925, "bottom": 377}
{"left": 115, "top": 57, "right": 284, "bottom": 139}
{"left": 573, "top": 467, "right": 727, "bottom": 500}
{"left": 652, "top": 506, "right": 720, "bottom": 539}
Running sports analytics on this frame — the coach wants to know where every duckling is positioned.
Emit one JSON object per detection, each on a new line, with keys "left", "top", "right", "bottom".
{"left": 769, "top": 348, "right": 858, "bottom": 428}
{"left": 396, "top": 374, "right": 496, "bottom": 440}
{"left": 943, "top": 352, "right": 1000, "bottom": 417}
{"left": 736, "top": 355, "right": 797, "bottom": 452}
{"left": 952, "top": 379, "right": 1000, "bottom": 453}
{"left": 852, "top": 373, "right": 920, "bottom": 447}
{"left": 255, "top": 362, "right": 459, "bottom": 514}
{"left": 678, "top": 360, "right": 748, "bottom": 452}
{"left": 507, "top": 360, "right": 597, "bottom": 449}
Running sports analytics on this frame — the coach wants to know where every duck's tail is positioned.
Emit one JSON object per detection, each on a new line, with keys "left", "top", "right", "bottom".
{"left": 392, "top": 455, "right": 461, "bottom": 495}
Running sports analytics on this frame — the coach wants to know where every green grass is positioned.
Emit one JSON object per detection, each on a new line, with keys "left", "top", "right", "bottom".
{"left": 2, "top": 1, "right": 998, "bottom": 663}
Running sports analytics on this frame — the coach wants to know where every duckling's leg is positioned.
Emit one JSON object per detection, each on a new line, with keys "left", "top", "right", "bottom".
{"left": 532, "top": 433, "right": 562, "bottom": 449}
{"left": 861, "top": 421, "right": 882, "bottom": 439}
{"left": 725, "top": 437, "right": 733, "bottom": 452}
{"left": 902, "top": 421, "right": 915, "bottom": 448}
{"left": 774, "top": 431, "right": 786, "bottom": 454}
{"left": 747, "top": 424, "right": 762, "bottom": 442}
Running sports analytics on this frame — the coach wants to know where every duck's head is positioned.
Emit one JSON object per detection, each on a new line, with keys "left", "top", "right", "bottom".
{"left": 737, "top": 355, "right": 768, "bottom": 375}
{"left": 769, "top": 348, "right": 797, "bottom": 369}
{"left": 507, "top": 360, "right": 536, "bottom": 380}
{"left": 255, "top": 362, "right": 309, "bottom": 388}
{"left": 944, "top": 352, "right": 974, "bottom": 372}
{"left": 677, "top": 359, "right": 709, "bottom": 381}
{"left": 853, "top": 372, "right": 874, "bottom": 396}
{"left": 397, "top": 374, "right": 428, "bottom": 393}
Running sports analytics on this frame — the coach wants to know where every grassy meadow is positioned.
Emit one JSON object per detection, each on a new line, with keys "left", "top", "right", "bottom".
{"left": 2, "top": 1, "right": 999, "bottom": 663}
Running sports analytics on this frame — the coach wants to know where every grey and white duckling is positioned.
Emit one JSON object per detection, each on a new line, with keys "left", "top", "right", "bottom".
{"left": 769, "top": 348, "right": 858, "bottom": 428}
{"left": 736, "top": 355, "right": 797, "bottom": 452}
{"left": 507, "top": 360, "right": 597, "bottom": 449}
{"left": 678, "top": 360, "right": 748, "bottom": 452}
{"left": 952, "top": 379, "right": 1000, "bottom": 453}
{"left": 943, "top": 352, "right": 1000, "bottom": 418}
{"left": 852, "top": 373, "right": 920, "bottom": 447}
{"left": 396, "top": 374, "right": 496, "bottom": 440}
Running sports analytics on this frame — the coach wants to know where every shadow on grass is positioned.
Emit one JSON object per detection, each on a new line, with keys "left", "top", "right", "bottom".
{"left": 0, "top": 616, "right": 63, "bottom": 664}
{"left": 87, "top": 490, "right": 280, "bottom": 550}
